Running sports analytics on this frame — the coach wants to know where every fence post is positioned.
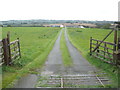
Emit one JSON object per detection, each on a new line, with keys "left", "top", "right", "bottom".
{"left": 113, "top": 22, "right": 120, "bottom": 65}
{"left": 7, "top": 32, "right": 12, "bottom": 64}
{"left": 117, "top": 23, "right": 120, "bottom": 65}
{"left": 17, "top": 38, "right": 21, "bottom": 58}
{"left": 114, "top": 28, "right": 117, "bottom": 51}
{"left": 117, "top": 48, "right": 120, "bottom": 65}
{"left": 2, "top": 38, "right": 9, "bottom": 65}
{"left": 90, "top": 37, "right": 92, "bottom": 56}
{"left": 96, "top": 40, "right": 99, "bottom": 56}
{"left": 104, "top": 43, "right": 106, "bottom": 59}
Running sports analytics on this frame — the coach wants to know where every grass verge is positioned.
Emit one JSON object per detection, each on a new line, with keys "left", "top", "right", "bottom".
{"left": 60, "top": 29, "right": 73, "bottom": 67}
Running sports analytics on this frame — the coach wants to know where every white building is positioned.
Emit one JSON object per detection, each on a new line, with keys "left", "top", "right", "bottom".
{"left": 60, "top": 24, "right": 64, "bottom": 27}
{"left": 79, "top": 26, "right": 85, "bottom": 28}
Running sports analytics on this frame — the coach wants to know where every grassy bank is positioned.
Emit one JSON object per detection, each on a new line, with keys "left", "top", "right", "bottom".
{"left": 67, "top": 27, "right": 119, "bottom": 88}
{"left": 60, "top": 29, "right": 73, "bottom": 67}
{"left": 2, "top": 27, "right": 61, "bottom": 88}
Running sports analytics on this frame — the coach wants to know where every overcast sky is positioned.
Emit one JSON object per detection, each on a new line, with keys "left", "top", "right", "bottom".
{"left": 0, "top": 0, "right": 119, "bottom": 21}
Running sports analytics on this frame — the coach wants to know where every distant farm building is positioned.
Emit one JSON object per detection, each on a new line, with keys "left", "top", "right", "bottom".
{"left": 44, "top": 24, "right": 64, "bottom": 27}
{"left": 60, "top": 24, "right": 64, "bottom": 27}
{"left": 79, "top": 26, "right": 85, "bottom": 28}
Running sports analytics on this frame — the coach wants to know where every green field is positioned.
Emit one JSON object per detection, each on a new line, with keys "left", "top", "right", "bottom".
{"left": 67, "top": 27, "right": 119, "bottom": 87}
{"left": 2, "top": 27, "right": 61, "bottom": 88}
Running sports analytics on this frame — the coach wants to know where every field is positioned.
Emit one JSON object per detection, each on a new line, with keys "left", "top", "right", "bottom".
{"left": 67, "top": 27, "right": 119, "bottom": 87}
{"left": 2, "top": 27, "right": 61, "bottom": 88}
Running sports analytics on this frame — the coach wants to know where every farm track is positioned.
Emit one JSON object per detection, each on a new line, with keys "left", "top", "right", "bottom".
{"left": 14, "top": 28, "right": 111, "bottom": 88}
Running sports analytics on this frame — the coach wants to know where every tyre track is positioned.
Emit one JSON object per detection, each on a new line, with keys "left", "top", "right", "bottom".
{"left": 41, "top": 29, "right": 64, "bottom": 75}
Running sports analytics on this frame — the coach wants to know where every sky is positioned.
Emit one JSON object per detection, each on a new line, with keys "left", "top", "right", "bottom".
{"left": 0, "top": 0, "right": 119, "bottom": 21}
